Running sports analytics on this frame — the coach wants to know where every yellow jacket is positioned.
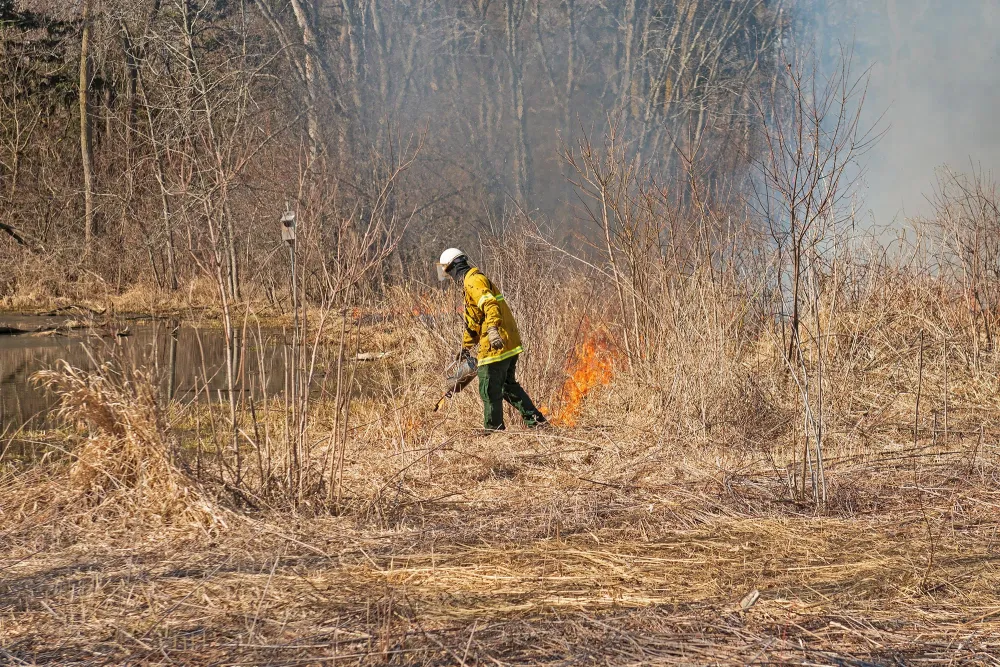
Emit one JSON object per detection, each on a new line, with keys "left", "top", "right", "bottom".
{"left": 462, "top": 268, "right": 523, "bottom": 365}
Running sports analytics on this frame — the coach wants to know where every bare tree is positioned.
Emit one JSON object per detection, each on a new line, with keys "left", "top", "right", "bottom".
{"left": 747, "top": 46, "right": 879, "bottom": 504}
{"left": 748, "top": 46, "right": 876, "bottom": 363}
{"left": 922, "top": 166, "right": 1000, "bottom": 357}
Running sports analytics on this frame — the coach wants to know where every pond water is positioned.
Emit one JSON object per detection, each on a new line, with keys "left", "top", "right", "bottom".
{"left": 0, "top": 314, "right": 288, "bottom": 434}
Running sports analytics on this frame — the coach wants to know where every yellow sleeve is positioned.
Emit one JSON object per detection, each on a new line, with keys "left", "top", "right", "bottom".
{"left": 462, "top": 308, "right": 480, "bottom": 349}
{"left": 465, "top": 274, "right": 502, "bottom": 331}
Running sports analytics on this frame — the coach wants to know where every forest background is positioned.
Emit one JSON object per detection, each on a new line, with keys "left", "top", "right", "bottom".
{"left": 0, "top": 0, "right": 893, "bottom": 298}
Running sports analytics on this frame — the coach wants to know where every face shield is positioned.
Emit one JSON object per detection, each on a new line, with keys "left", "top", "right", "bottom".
{"left": 436, "top": 263, "right": 449, "bottom": 282}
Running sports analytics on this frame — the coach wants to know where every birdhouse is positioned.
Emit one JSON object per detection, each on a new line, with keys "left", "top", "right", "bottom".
{"left": 281, "top": 208, "right": 296, "bottom": 244}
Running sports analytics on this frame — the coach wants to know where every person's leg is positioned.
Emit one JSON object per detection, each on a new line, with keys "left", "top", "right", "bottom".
{"left": 477, "top": 359, "right": 508, "bottom": 430}
{"left": 501, "top": 356, "right": 547, "bottom": 427}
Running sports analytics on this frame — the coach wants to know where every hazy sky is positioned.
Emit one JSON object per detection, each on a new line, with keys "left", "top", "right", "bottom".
{"left": 831, "top": 1, "right": 1000, "bottom": 226}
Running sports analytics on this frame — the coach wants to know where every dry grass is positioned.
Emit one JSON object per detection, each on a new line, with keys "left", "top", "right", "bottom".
{"left": 3, "top": 428, "right": 999, "bottom": 664}
{"left": 0, "top": 275, "right": 288, "bottom": 320}
{"left": 4, "top": 267, "right": 1000, "bottom": 664}
{"left": 26, "top": 362, "right": 227, "bottom": 532}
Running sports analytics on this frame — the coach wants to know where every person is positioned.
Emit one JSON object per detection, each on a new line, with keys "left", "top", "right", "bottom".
{"left": 436, "top": 248, "right": 547, "bottom": 431}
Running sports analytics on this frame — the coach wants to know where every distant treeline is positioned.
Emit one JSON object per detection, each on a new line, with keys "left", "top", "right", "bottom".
{"left": 0, "top": 0, "right": 823, "bottom": 299}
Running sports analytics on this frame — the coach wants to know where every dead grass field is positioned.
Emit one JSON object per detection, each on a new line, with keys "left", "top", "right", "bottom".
{"left": 4, "top": 274, "right": 1000, "bottom": 665}
{"left": 4, "top": 422, "right": 1000, "bottom": 665}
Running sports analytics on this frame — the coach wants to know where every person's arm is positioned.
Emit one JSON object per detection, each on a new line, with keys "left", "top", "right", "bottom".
{"left": 462, "top": 308, "right": 480, "bottom": 350}
{"left": 466, "top": 274, "right": 502, "bottom": 331}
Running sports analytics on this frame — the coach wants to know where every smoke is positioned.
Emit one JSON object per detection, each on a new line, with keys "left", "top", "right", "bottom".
{"left": 392, "top": 0, "right": 1000, "bottom": 236}
{"left": 814, "top": 1, "right": 1000, "bottom": 225}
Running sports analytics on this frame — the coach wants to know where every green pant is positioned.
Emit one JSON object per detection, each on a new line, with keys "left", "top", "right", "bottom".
{"left": 477, "top": 355, "right": 545, "bottom": 430}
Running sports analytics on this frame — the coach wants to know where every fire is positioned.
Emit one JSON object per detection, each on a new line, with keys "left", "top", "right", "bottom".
{"left": 410, "top": 303, "right": 464, "bottom": 317}
{"left": 551, "top": 332, "right": 616, "bottom": 427}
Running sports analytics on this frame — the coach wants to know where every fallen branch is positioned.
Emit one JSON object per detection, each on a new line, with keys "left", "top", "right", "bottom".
{"left": 0, "top": 325, "right": 77, "bottom": 337}
{"left": 0, "top": 323, "right": 127, "bottom": 337}
{"left": 0, "top": 222, "right": 26, "bottom": 246}
{"left": 36, "top": 304, "right": 107, "bottom": 317}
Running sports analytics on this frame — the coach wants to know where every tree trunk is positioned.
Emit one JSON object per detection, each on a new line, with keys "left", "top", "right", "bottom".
{"left": 789, "top": 242, "right": 801, "bottom": 363}
{"left": 619, "top": 0, "right": 638, "bottom": 118}
{"left": 182, "top": 0, "right": 239, "bottom": 300}
{"left": 80, "top": 0, "right": 95, "bottom": 253}
{"left": 504, "top": 0, "right": 531, "bottom": 205}
{"left": 290, "top": 0, "right": 324, "bottom": 167}
{"left": 340, "top": 0, "right": 364, "bottom": 119}
{"left": 138, "top": 67, "right": 177, "bottom": 291}
{"left": 564, "top": 0, "right": 576, "bottom": 137}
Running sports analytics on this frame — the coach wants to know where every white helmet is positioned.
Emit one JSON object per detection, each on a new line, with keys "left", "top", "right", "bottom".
{"left": 436, "top": 247, "right": 466, "bottom": 282}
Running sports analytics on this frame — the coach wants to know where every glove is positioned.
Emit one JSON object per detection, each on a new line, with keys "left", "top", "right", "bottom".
{"left": 456, "top": 347, "right": 474, "bottom": 362}
{"left": 487, "top": 326, "right": 505, "bottom": 350}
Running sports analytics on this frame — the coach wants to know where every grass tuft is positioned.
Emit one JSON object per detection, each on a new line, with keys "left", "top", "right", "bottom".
{"left": 31, "top": 362, "right": 228, "bottom": 533}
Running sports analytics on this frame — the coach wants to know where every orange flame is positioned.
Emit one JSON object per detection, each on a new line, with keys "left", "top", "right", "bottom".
{"left": 550, "top": 332, "right": 616, "bottom": 427}
{"left": 411, "top": 303, "right": 464, "bottom": 317}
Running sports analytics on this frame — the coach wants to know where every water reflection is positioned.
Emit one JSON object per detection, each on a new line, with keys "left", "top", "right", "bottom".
{"left": 0, "top": 315, "right": 287, "bottom": 433}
